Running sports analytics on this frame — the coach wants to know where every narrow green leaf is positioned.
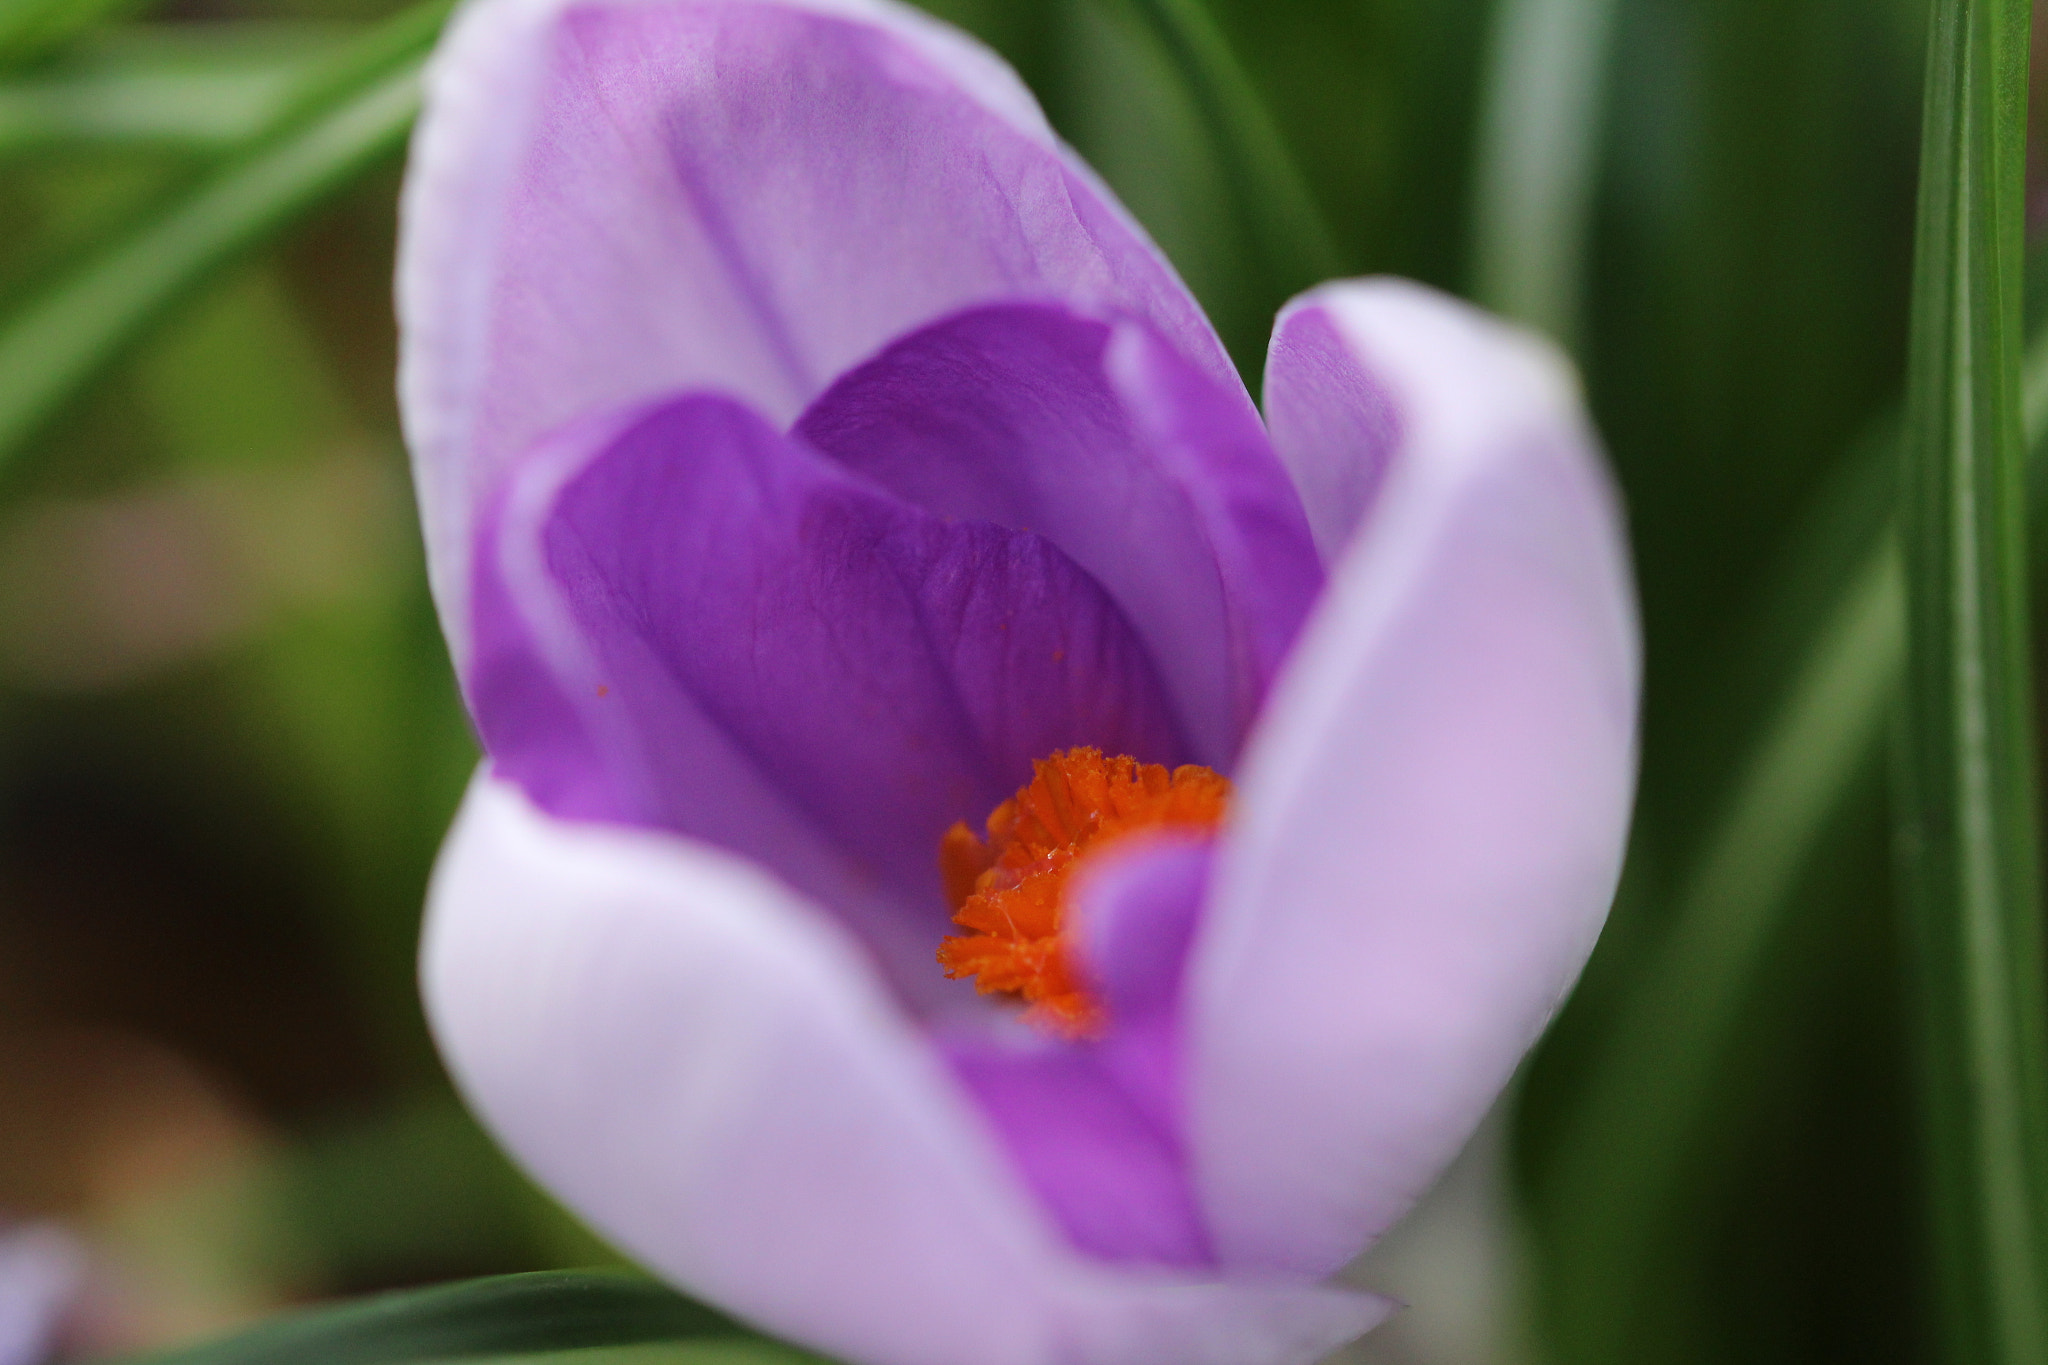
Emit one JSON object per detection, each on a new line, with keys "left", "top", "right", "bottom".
{"left": 1898, "top": 0, "right": 2048, "bottom": 1358}
{"left": 1528, "top": 259, "right": 2048, "bottom": 1365}
{"left": 115, "top": 1272, "right": 748, "bottom": 1365}
{"left": 1533, "top": 517, "right": 1903, "bottom": 1363}
{"left": 0, "top": 0, "right": 142, "bottom": 69}
{"left": 0, "top": 64, "right": 290, "bottom": 150}
{"left": 0, "top": 0, "right": 450, "bottom": 468}
{"left": 1112, "top": 0, "right": 1343, "bottom": 292}
{"left": 0, "top": 23, "right": 343, "bottom": 152}
{"left": 1467, "top": 0, "right": 1620, "bottom": 343}
{"left": 259, "top": 0, "right": 450, "bottom": 130}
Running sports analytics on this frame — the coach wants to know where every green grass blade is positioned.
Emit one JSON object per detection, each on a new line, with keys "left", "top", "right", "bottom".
{"left": 114, "top": 1272, "right": 747, "bottom": 1365}
{"left": 0, "top": 0, "right": 449, "bottom": 468}
{"left": 1467, "top": 0, "right": 1621, "bottom": 344}
{"left": 0, "top": 23, "right": 353, "bottom": 152}
{"left": 1532, "top": 517, "right": 1904, "bottom": 1362}
{"left": 0, "top": 61, "right": 299, "bottom": 151}
{"left": 1529, "top": 226, "right": 2048, "bottom": 1365}
{"left": 0, "top": 0, "right": 143, "bottom": 69}
{"left": 1116, "top": 0, "right": 1343, "bottom": 291}
{"left": 1898, "top": 0, "right": 2048, "bottom": 1357}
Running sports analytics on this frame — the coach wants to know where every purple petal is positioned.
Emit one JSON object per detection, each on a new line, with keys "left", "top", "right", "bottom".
{"left": 1069, "top": 834, "right": 1215, "bottom": 1145}
{"left": 1189, "top": 280, "right": 1640, "bottom": 1274}
{"left": 0, "top": 1225, "right": 81, "bottom": 1365}
{"left": 1072, "top": 835, "right": 1214, "bottom": 1026}
{"left": 468, "top": 391, "right": 1186, "bottom": 1005}
{"left": 945, "top": 1041, "right": 1210, "bottom": 1268}
{"left": 400, "top": 0, "right": 1229, "bottom": 670}
{"left": 424, "top": 773, "right": 1391, "bottom": 1365}
{"left": 942, "top": 836, "right": 1218, "bottom": 1270}
{"left": 800, "top": 303, "right": 1323, "bottom": 763}
{"left": 1262, "top": 298, "right": 1403, "bottom": 561}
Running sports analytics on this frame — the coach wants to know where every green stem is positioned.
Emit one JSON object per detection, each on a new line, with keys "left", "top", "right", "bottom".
{"left": 1899, "top": 0, "right": 2048, "bottom": 1359}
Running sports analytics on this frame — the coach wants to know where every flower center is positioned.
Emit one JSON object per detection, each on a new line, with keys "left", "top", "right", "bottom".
{"left": 936, "top": 747, "right": 1229, "bottom": 1038}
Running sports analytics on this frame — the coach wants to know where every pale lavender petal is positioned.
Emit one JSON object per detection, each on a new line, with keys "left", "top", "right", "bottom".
{"left": 468, "top": 391, "right": 1185, "bottom": 1006}
{"left": 1262, "top": 297, "right": 1403, "bottom": 562}
{"left": 1190, "top": 280, "right": 1639, "bottom": 1274}
{"left": 424, "top": 774, "right": 1393, "bottom": 1365}
{"left": 0, "top": 1224, "right": 82, "bottom": 1365}
{"left": 800, "top": 303, "right": 1322, "bottom": 763}
{"left": 399, "top": 0, "right": 1229, "bottom": 668}
{"left": 941, "top": 836, "right": 1217, "bottom": 1269}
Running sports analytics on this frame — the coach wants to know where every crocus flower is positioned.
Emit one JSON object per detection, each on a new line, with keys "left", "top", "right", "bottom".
{"left": 397, "top": 2, "right": 1639, "bottom": 1363}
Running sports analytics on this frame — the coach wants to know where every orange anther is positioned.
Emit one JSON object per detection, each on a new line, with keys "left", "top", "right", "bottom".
{"left": 937, "top": 748, "right": 1228, "bottom": 1038}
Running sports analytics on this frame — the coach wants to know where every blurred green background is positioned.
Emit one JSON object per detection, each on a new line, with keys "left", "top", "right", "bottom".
{"left": 0, "top": 0, "right": 2001, "bottom": 1361}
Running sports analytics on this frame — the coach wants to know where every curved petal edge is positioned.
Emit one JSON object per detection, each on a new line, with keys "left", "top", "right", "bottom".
{"left": 398, "top": 0, "right": 1228, "bottom": 670}
{"left": 424, "top": 772, "right": 1393, "bottom": 1365}
{"left": 1194, "top": 279, "right": 1640, "bottom": 1273}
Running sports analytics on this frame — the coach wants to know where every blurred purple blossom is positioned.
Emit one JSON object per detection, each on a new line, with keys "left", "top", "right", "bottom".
{"left": 395, "top": 2, "right": 1640, "bottom": 1363}
{"left": 0, "top": 1224, "right": 82, "bottom": 1365}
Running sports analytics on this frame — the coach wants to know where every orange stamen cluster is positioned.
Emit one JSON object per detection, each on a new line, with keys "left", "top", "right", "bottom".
{"left": 937, "top": 748, "right": 1229, "bottom": 1038}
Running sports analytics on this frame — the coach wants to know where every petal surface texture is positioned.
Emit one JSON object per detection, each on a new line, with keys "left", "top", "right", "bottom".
{"left": 467, "top": 391, "right": 1186, "bottom": 1007}
{"left": 1192, "top": 279, "right": 1640, "bottom": 1274}
{"left": 399, "top": 0, "right": 1231, "bottom": 667}
{"left": 424, "top": 774, "right": 1393, "bottom": 1365}
{"left": 798, "top": 303, "right": 1321, "bottom": 765}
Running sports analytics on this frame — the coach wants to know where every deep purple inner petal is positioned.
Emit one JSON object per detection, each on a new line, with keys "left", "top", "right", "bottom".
{"left": 946, "top": 1044, "right": 1211, "bottom": 1267}
{"left": 468, "top": 391, "right": 1186, "bottom": 1003}
{"left": 943, "top": 839, "right": 1218, "bottom": 1267}
{"left": 797, "top": 302, "right": 1323, "bottom": 766}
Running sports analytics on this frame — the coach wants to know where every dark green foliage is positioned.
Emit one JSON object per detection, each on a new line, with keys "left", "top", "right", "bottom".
{"left": 1895, "top": 0, "right": 2048, "bottom": 1359}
